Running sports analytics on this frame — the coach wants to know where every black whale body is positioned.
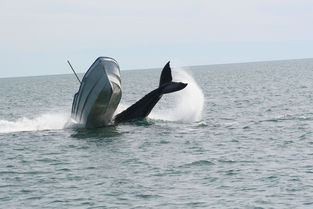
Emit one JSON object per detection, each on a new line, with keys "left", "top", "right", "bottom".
{"left": 71, "top": 57, "right": 187, "bottom": 128}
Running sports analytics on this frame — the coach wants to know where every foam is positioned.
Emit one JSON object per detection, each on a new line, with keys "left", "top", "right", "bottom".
{"left": 0, "top": 113, "right": 69, "bottom": 133}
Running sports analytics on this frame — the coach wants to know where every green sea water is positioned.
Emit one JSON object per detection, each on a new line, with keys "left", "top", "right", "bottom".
{"left": 1, "top": 59, "right": 313, "bottom": 208}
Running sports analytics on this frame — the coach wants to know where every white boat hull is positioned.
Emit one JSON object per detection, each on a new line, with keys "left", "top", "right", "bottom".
{"left": 71, "top": 57, "right": 122, "bottom": 128}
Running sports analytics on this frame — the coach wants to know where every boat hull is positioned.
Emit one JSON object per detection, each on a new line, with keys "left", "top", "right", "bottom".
{"left": 71, "top": 57, "right": 122, "bottom": 128}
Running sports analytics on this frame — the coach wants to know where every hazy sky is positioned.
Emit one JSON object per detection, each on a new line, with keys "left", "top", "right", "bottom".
{"left": 1, "top": 0, "right": 313, "bottom": 77}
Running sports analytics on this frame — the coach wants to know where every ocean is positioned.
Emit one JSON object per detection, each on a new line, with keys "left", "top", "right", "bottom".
{"left": 1, "top": 59, "right": 313, "bottom": 208}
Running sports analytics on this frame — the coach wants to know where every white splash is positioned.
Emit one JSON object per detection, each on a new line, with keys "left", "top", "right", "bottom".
{"left": 0, "top": 113, "right": 69, "bottom": 133}
{"left": 150, "top": 68, "right": 204, "bottom": 122}
{"left": 114, "top": 103, "right": 128, "bottom": 116}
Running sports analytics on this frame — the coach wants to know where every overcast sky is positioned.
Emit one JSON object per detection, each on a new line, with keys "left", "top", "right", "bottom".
{"left": 1, "top": 0, "right": 313, "bottom": 77}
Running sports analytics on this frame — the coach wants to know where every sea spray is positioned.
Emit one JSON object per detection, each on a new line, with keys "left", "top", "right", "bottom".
{"left": 0, "top": 113, "right": 69, "bottom": 133}
{"left": 114, "top": 103, "right": 128, "bottom": 117}
{"left": 150, "top": 68, "right": 204, "bottom": 122}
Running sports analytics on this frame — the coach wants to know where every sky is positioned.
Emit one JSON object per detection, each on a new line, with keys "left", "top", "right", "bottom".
{"left": 1, "top": 0, "right": 313, "bottom": 78}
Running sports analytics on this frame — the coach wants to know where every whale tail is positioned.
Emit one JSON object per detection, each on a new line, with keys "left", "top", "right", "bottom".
{"left": 114, "top": 62, "right": 187, "bottom": 123}
{"left": 158, "top": 61, "right": 187, "bottom": 93}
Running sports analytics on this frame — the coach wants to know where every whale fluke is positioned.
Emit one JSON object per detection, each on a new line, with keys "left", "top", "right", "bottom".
{"left": 114, "top": 62, "right": 187, "bottom": 123}
{"left": 160, "top": 81, "right": 187, "bottom": 94}
{"left": 159, "top": 61, "right": 172, "bottom": 86}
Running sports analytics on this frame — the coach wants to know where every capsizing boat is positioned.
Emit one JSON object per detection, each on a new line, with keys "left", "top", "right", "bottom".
{"left": 71, "top": 57, "right": 121, "bottom": 128}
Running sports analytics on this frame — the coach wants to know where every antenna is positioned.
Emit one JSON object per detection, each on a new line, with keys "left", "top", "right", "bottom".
{"left": 67, "top": 60, "right": 81, "bottom": 84}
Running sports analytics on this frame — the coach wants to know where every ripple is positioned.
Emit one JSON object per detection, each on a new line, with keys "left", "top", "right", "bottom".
{"left": 136, "top": 194, "right": 161, "bottom": 199}
{"left": 195, "top": 121, "right": 208, "bottom": 127}
{"left": 218, "top": 160, "right": 237, "bottom": 164}
{"left": 180, "top": 160, "right": 215, "bottom": 168}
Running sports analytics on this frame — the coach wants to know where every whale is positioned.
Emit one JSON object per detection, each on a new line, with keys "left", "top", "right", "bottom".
{"left": 114, "top": 62, "right": 187, "bottom": 123}
{"left": 71, "top": 57, "right": 187, "bottom": 128}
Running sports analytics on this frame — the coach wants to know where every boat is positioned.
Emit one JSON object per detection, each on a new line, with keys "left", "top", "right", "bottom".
{"left": 71, "top": 57, "right": 122, "bottom": 128}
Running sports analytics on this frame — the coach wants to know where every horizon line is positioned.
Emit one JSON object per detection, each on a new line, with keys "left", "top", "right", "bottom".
{"left": 1, "top": 57, "right": 312, "bottom": 79}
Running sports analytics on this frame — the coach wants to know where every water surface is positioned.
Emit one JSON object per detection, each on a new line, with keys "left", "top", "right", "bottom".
{"left": 1, "top": 59, "right": 313, "bottom": 208}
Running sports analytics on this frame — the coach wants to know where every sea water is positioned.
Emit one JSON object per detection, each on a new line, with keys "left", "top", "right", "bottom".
{"left": 1, "top": 59, "right": 313, "bottom": 208}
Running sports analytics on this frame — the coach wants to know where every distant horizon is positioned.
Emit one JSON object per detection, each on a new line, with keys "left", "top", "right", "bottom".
{"left": 1, "top": 57, "right": 312, "bottom": 79}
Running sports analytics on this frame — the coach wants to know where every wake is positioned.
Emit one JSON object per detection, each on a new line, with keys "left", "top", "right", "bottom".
{"left": 0, "top": 113, "right": 69, "bottom": 133}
